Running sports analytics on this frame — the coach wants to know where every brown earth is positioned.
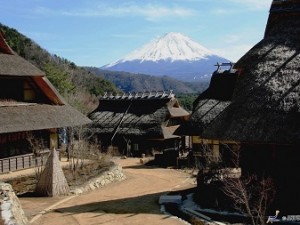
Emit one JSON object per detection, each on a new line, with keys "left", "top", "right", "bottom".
{"left": 18, "top": 157, "right": 196, "bottom": 225}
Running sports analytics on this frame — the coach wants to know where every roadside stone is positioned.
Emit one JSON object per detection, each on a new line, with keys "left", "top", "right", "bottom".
{"left": 70, "top": 188, "right": 83, "bottom": 195}
{"left": 89, "top": 183, "right": 96, "bottom": 190}
{"left": 100, "top": 180, "right": 106, "bottom": 186}
{"left": 0, "top": 182, "right": 29, "bottom": 225}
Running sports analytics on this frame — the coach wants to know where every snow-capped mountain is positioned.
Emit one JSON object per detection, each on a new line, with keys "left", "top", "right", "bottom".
{"left": 101, "top": 32, "right": 230, "bottom": 82}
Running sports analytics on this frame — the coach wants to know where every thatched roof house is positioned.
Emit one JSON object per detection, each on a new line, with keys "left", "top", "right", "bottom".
{"left": 176, "top": 63, "right": 238, "bottom": 136}
{"left": 195, "top": 0, "right": 300, "bottom": 213}
{"left": 89, "top": 91, "right": 189, "bottom": 138}
{"left": 0, "top": 33, "right": 91, "bottom": 134}
{"left": 201, "top": 0, "right": 300, "bottom": 145}
{"left": 0, "top": 31, "right": 91, "bottom": 172}
{"left": 88, "top": 91, "right": 190, "bottom": 154}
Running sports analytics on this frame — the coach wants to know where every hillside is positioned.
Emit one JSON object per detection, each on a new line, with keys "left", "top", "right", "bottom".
{"left": 0, "top": 23, "right": 119, "bottom": 113}
{"left": 87, "top": 67, "right": 209, "bottom": 94}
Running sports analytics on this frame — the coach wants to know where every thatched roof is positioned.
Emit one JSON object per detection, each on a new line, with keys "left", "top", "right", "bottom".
{"left": 0, "top": 32, "right": 91, "bottom": 133}
{"left": 88, "top": 91, "right": 189, "bottom": 139}
{"left": 175, "top": 65, "right": 238, "bottom": 136}
{"left": 0, "top": 104, "right": 91, "bottom": 134}
{"left": 201, "top": 0, "right": 300, "bottom": 144}
{"left": 0, "top": 32, "right": 45, "bottom": 76}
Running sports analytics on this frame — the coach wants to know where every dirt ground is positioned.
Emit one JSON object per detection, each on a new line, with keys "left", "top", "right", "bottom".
{"left": 18, "top": 157, "right": 196, "bottom": 225}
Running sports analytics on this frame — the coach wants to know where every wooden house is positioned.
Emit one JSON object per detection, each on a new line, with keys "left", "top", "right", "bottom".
{"left": 201, "top": 0, "right": 300, "bottom": 213}
{"left": 175, "top": 63, "right": 239, "bottom": 167}
{"left": 88, "top": 91, "right": 190, "bottom": 158}
{"left": 0, "top": 32, "right": 91, "bottom": 173}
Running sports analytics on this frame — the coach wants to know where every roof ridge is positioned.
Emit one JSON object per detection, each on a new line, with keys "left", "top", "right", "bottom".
{"left": 101, "top": 90, "right": 175, "bottom": 100}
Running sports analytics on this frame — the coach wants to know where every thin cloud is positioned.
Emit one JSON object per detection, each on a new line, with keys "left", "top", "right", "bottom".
{"left": 34, "top": 4, "right": 195, "bottom": 21}
{"left": 229, "top": 0, "right": 272, "bottom": 10}
{"left": 210, "top": 0, "right": 272, "bottom": 15}
{"left": 211, "top": 8, "right": 236, "bottom": 15}
{"left": 111, "top": 34, "right": 142, "bottom": 39}
{"left": 224, "top": 34, "right": 241, "bottom": 44}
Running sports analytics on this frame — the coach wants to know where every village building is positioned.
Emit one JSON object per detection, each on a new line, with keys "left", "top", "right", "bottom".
{"left": 200, "top": 0, "right": 300, "bottom": 213}
{"left": 88, "top": 90, "right": 190, "bottom": 163}
{"left": 0, "top": 32, "right": 91, "bottom": 173}
{"left": 175, "top": 63, "right": 239, "bottom": 168}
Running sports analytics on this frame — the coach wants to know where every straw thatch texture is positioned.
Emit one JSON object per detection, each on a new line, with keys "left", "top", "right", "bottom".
{"left": 0, "top": 52, "right": 45, "bottom": 77}
{"left": 0, "top": 33, "right": 91, "bottom": 134}
{"left": 175, "top": 69, "right": 237, "bottom": 135}
{"left": 202, "top": 2, "right": 300, "bottom": 144}
{"left": 0, "top": 104, "right": 91, "bottom": 134}
{"left": 0, "top": 32, "right": 44, "bottom": 76}
{"left": 89, "top": 92, "right": 189, "bottom": 139}
{"left": 35, "top": 149, "right": 69, "bottom": 196}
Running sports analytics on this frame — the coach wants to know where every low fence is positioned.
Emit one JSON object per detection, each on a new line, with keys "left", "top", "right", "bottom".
{"left": 0, "top": 151, "right": 50, "bottom": 173}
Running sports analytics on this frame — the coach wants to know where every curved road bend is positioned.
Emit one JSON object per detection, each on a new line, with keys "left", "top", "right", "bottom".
{"left": 20, "top": 158, "right": 196, "bottom": 225}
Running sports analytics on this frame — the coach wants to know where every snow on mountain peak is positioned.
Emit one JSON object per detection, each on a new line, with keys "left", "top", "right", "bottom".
{"left": 108, "top": 32, "right": 214, "bottom": 66}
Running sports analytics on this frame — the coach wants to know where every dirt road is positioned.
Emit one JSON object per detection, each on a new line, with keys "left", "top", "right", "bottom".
{"left": 19, "top": 157, "right": 196, "bottom": 225}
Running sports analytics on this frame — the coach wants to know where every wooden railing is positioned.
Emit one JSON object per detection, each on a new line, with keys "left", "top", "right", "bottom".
{"left": 0, "top": 151, "right": 50, "bottom": 174}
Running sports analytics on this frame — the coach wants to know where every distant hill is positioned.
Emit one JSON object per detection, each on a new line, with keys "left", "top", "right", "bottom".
{"left": 102, "top": 32, "right": 231, "bottom": 82}
{"left": 86, "top": 67, "right": 209, "bottom": 94}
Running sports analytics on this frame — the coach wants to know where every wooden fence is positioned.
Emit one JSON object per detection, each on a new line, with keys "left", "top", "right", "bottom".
{"left": 0, "top": 151, "right": 50, "bottom": 174}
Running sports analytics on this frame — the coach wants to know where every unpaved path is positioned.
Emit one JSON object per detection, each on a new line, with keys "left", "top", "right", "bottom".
{"left": 19, "top": 157, "right": 196, "bottom": 225}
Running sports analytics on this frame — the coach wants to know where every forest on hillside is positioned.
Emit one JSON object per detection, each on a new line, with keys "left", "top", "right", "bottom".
{"left": 88, "top": 67, "right": 209, "bottom": 95}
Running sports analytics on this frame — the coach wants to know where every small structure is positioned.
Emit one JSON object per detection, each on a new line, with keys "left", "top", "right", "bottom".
{"left": 201, "top": 0, "right": 300, "bottom": 212}
{"left": 35, "top": 148, "right": 69, "bottom": 196}
{"left": 88, "top": 91, "right": 190, "bottom": 160}
{"left": 0, "top": 31, "right": 91, "bottom": 173}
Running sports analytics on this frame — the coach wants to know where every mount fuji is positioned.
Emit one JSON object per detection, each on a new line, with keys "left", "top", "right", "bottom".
{"left": 101, "top": 32, "right": 231, "bottom": 82}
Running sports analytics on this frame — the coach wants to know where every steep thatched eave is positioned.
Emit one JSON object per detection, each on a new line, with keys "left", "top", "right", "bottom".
{"left": 176, "top": 66, "right": 237, "bottom": 136}
{"left": 202, "top": 4, "right": 300, "bottom": 144}
{"left": 175, "top": 99, "right": 231, "bottom": 136}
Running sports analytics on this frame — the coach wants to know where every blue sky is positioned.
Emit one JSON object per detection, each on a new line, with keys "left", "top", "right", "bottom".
{"left": 0, "top": 0, "right": 272, "bottom": 67}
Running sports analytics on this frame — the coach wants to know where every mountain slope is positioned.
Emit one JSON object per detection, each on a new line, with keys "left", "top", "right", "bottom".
{"left": 102, "top": 32, "right": 230, "bottom": 82}
{"left": 86, "top": 67, "right": 209, "bottom": 94}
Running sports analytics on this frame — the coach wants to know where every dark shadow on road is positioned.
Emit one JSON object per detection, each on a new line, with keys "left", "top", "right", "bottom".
{"left": 53, "top": 191, "right": 168, "bottom": 216}
{"left": 121, "top": 158, "right": 180, "bottom": 170}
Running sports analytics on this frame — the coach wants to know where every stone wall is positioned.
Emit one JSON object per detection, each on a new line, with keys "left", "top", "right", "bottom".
{"left": 70, "top": 165, "right": 126, "bottom": 195}
{"left": 0, "top": 182, "right": 29, "bottom": 225}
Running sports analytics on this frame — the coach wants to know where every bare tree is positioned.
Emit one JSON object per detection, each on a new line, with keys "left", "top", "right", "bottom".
{"left": 222, "top": 147, "right": 275, "bottom": 225}
{"left": 195, "top": 142, "right": 275, "bottom": 225}
{"left": 67, "top": 125, "right": 86, "bottom": 177}
{"left": 26, "top": 132, "right": 47, "bottom": 180}
{"left": 195, "top": 142, "right": 223, "bottom": 183}
{"left": 66, "top": 125, "right": 108, "bottom": 179}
